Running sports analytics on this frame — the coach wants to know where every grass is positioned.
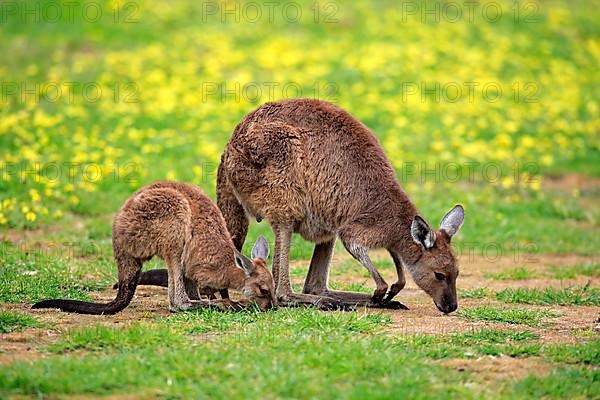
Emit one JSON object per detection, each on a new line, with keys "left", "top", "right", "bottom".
{"left": 1, "top": 309, "right": 597, "bottom": 398}
{"left": 460, "top": 284, "right": 599, "bottom": 306}
{"left": 456, "top": 306, "right": 561, "bottom": 327}
{"left": 406, "top": 328, "right": 543, "bottom": 359}
{"left": 485, "top": 267, "right": 540, "bottom": 280}
{"left": 330, "top": 259, "right": 369, "bottom": 277}
{"left": 459, "top": 287, "right": 493, "bottom": 299}
{"left": 394, "top": 329, "right": 599, "bottom": 366}
{"left": 548, "top": 263, "right": 600, "bottom": 279}
{"left": 329, "top": 280, "right": 372, "bottom": 293}
{"left": 495, "top": 283, "right": 599, "bottom": 306}
{"left": 484, "top": 264, "right": 600, "bottom": 281}
{"left": 2, "top": 310, "right": 473, "bottom": 399}
{"left": 450, "top": 329, "right": 540, "bottom": 345}
{"left": 391, "top": 328, "right": 600, "bottom": 364}
{"left": 0, "top": 263, "right": 91, "bottom": 304}
{"left": 544, "top": 339, "right": 600, "bottom": 365}
{"left": 1, "top": 340, "right": 475, "bottom": 399}
{"left": 47, "top": 323, "right": 185, "bottom": 353}
{"left": 0, "top": 243, "right": 114, "bottom": 303}
{"left": 0, "top": 310, "right": 41, "bottom": 333}
{"left": 3, "top": 321, "right": 597, "bottom": 399}
{"left": 505, "top": 367, "right": 600, "bottom": 399}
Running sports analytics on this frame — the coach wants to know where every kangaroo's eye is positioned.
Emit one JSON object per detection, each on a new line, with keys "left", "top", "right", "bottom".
{"left": 259, "top": 288, "right": 270, "bottom": 296}
{"left": 434, "top": 272, "right": 446, "bottom": 281}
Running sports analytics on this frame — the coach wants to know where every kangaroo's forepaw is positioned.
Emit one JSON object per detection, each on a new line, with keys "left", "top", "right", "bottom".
{"left": 365, "top": 299, "right": 409, "bottom": 310}
{"left": 277, "top": 293, "right": 355, "bottom": 312}
{"left": 371, "top": 288, "right": 387, "bottom": 304}
{"left": 371, "top": 290, "right": 409, "bottom": 310}
{"left": 215, "top": 299, "right": 245, "bottom": 311}
{"left": 382, "top": 300, "right": 409, "bottom": 310}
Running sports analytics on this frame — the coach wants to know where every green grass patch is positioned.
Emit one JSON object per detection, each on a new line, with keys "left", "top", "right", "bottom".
{"left": 505, "top": 367, "right": 600, "bottom": 399}
{"left": 0, "top": 244, "right": 114, "bottom": 303}
{"left": 0, "top": 310, "right": 41, "bottom": 333}
{"left": 372, "top": 259, "right": 395, "bottom": 271}
{"left": 290, "top": 264, "right": 309, "bottom": 277}
{"left": 329, "top": 280, "right": 372, "bottom": 293}
{"left": 571, "top": 327, "right": 597, "bottom": 338}
{"left": 0, "top": 263, "right": 95, "bottom": 304}
{"left": 394, "top": 328, "right": 541, "bottom": 360}
{"left": 1, "top": 316, "right": 470, "bottom": 398}
{"left": 396, "top": 329, "right": 598, "bottom": 363}
{"left": 329, "top": 259, "right": 369, "bottom": 277}
{"left": 459, "top": 287, "right": 493, "bottom": 299}
{"left": 487, "top": 344, "right": 542, "bottom": 358}
{"left": 485, "top": 267, "right": 540, "bottom": 280}
{"left": 47, "top": 323, "right": 185, "bottom": 353}
{"left": 450, "top": 329, "right": 540, "bottom": 345}
{"left": 162, "top": 307, "right": 392, "bottom": 337}
{"left": 486, "top": 263, "right": 600, "bottom": 281}
{"left": 164, "top": 307, "right": 267, "bottom": 334}
{"left": 549, "top": 263, "right": 600, "bottom": 279}
{"left": 495, "top": 283, "right": 599, "bottom": 306}
{"left": 456, "top": 306, "right": 561, "bottom": 327}
{"left": 544, "top": 339, "right": 600, "bottom": 365}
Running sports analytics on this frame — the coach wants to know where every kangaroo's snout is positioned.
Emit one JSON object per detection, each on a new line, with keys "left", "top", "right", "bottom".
{"left": 436, "top": 301, "right": 458, "bottom": 314}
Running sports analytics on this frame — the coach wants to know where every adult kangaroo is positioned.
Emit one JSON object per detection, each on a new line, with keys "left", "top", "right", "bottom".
{"left": 217, "top": 98, "right": 465, "bottom": 313}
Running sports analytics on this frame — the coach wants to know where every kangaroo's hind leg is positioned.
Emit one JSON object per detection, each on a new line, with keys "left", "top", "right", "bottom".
{"left": 301, "top": 239, "right": 390, "bottom": 307}
{"left": 165, "top": 256, "right": 228, "bottom": 311}
{"left": 301, "top": 239, "right": 406, "bottom": 310}
{"left": 165, "top": 254, "right": 192, "bottom": 311}
{"left": 274, "top": 225, "right": 349, "bottom": 311}
{"left": 302, "top": 239, "right": 335, "bottom": 295}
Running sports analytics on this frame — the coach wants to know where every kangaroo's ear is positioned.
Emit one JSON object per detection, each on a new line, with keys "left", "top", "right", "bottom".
{"left": 440, "top": 205, "right": 465, "bottom": 237}
{"left": 411, "top": 216, "right": 435, "bottom": 250}
{"left": 234, "top": 249, "right": 256, "bottom": 276}
{"left": 251, "top": 236, "right": 270, "bottom": 260}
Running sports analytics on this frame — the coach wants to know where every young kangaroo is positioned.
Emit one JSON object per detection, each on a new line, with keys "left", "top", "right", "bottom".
{"left": 32, "top": 181, "right": 276, "bottom": 314}
{"left": 216, "top": 99, "right": 465, "bottom": 313}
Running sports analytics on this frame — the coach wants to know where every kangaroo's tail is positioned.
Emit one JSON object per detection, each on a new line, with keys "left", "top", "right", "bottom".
{"left": 33, "top": 255, "right": 142, "bottom": 315}
{"left": 217, "top": 160, "right": 248, "bottom": 251}
{"left": 115, "top": 269, "right": 168, "bottom": 289}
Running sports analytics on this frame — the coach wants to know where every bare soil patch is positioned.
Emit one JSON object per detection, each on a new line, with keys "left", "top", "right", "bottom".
{"left": 543, "top": 173, "right": 600, "bottom": 192}
{"left": 441, "top": 356, "right": 553, "bottom": 384}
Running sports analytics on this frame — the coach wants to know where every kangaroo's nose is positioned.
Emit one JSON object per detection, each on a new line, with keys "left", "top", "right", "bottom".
{"left": 437, "top": 302, "right": 458, "bottom": 314}
{"left": 446, "top": 302, "right": 458, "bottom": 313}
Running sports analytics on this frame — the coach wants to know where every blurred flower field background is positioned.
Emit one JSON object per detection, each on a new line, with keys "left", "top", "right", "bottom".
{"left": 0, "top": 0, "right": 599, "bottom": 255}
{"left": 1, "top": 2, "right": 599, "bottom": 398}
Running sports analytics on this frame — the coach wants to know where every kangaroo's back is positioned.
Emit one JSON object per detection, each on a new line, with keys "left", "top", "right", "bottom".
{"left": 118, "top": 181, "right": 233, "bottom": 266}
{"left": 221, "top": 99, "right": 416, "bottom": 242}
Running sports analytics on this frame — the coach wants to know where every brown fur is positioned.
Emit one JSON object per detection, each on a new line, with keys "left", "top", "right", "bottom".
{"left": 32, "top": 181, "right": 276, "bottom": 314}
{"left": 217, "top": 99, "right": 464, "bottom": 313}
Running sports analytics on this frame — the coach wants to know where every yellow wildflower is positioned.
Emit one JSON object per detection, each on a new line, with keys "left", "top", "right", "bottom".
{"left": 29, "top": 189, "right": 41, "bottom": 202}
